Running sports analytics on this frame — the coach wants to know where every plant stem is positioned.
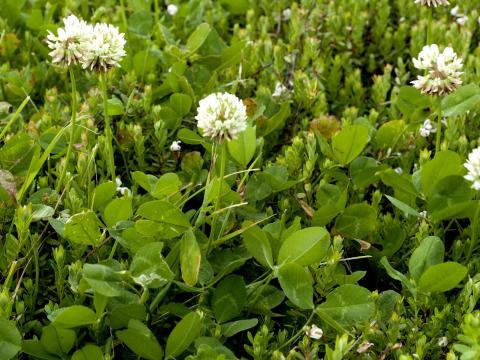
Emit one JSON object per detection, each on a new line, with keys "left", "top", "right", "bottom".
{"left": 100, "top": 72, "right": 116, "bottom": 181}
{"left": 207, "top": 142, "right": 226, "bottom": 253}
{"left": 427, "top": 8, "right": 433, "bottom": 44}
{"left": 435, "top": 100, "right": 442, "bottom": 155}
{"left": 0, "top": 95, "right": 30, "bottom": 142}
{"left": 467, "top": 199, "right": 480, "bottom": 260}
{"left": 57, "top": 67, "right": 77, "bottom": 192}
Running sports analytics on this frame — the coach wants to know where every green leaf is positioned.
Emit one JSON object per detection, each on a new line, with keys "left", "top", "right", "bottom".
{"left": 64, "top": 211, "right": 101, "bottom": 246}
{"left": 277, "top": 227, "right": 330, "bottom": 266}
{"left": 106, "top": 96, "right": 124, "bottom": 116}
{"left": 170, "top": 93, "right": 192, "bottom": 117}
{"left": 277, "top": 263, "right": 314, "bottom": 309}
{"left": 219, "top": 0, "right": 249, "bottom": 14}
{"left": 103, "top": 198, "right": 133, "bottom": 228}
{"left": 408, "top": 236, "right": 444, "bottom": 281}
{"left": 385, "top": 195, "right": 421, "bottom": 218}
{"left": 40, "top": 325, "right": 76, "bottom": 355}
{"left": 186, "top": 23, "right": 211, "bottom": 53}
{"left": 130, "top": 242, "right": 174, "bottom": 288}
{"left": 136, "top": 200, "right": 191, "bottom": 238}
{"left": 242, "top": 224, "right": 273, "bottom": 268}
{"left": 227, "top": 125, "right": 256, "bottom": 167}
{"left": 93, "top": 181, "right": 117, "bottom": 211}
{"left": 420, "top": 150, "right": 463, "bottom": 197}
{"left": 212, "top": 275, "right": 246, "bottom": 323}
{"left": 221, "top": 318, "right": 258, "bottom": 337}
{"left": 418, "top": 262, "right": 467, "bottom": 293}
{"left": 0, "top": 318, "right": 21, "bottom": 360}
{"left": 180, "top": 230, "right": 201, "bottom": 286}
{"left": 332, "top": 124, "right": 369, "bottom": 165}
{"left": 128, "top": 10, "right": 153, "bottom": 36}
{"left": 72, "top": 345, "right": 104, "bottom": 360}
{"left": 117, "top": 320, "right": 163, "bottom": 360}
{"left": 334, "top": 204, "right": 377, "bottom": 238}
{"left": 373, "top": 120, "right": 405, "bottom": 149}
{"left": 442, "top": 84, "right": 480, "bottom": 117}
{"left": 317, "top": 284, "right": 374, "bottom": 326}
{"left": 165, "top": 312, "right": 202, "bottom": 358}
{"left": 83, "top": 263, "right": 124, "bottom": 297}
{"left": 152, "top": 173, "right": 182, "bottom": 199}
{"left": 427, "top": 175, "right": 474, "bottom": 219}
{"left": 48, "top": 305, "right": 97, "bottom": 328}
{"left": 396, "top": 86, "right": 431, "bottom": 120}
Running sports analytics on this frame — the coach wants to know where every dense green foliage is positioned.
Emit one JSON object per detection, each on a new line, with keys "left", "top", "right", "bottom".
{"left": 1, "top": 0, "right": 480, "bottom": 359}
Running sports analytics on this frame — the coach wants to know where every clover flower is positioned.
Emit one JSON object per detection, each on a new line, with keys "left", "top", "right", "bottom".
{"left": 195, "top": 93, "right": 247, "bottom": 142}
{"left": 412, "top": 44, "right": 463, "bottom": 96}
{"left": 415, "top": 0, "right": 449, "bottom": 7}
{"left": 81, "top": 22, "right": 126, "bottom": 72}
{"left": 305, "top": 324, "right": 323, "bottom": 340}
{"left": 170, "top": 141, "right": 181, "bottom": 152}
{"left": 46, "top": 15, "right": 93, "bottom": 66}
{"left": 464, "top": 148, "right": 480, "bottom": 190}
{"left": 167, "top": 4, "right": 179, "bottom": 16}
{"left": 419, "top": 119, "right": 437, "bottom": 137}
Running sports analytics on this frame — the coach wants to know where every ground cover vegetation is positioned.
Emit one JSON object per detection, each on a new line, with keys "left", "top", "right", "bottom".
{"left": 1, "top": 0, "right": 480, "bottom": 358}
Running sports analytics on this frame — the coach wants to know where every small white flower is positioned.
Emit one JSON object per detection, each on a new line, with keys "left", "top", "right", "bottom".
{"left": 46, "top": 15, "right": 93, "bottom": 66}
{"left": 412, "top": 44, "right": 463, "bottom": 96}
{"left": 464, "top": 148, "right": 480, "bottom": 190}
{"left": 438, "top": 337, "right": 448, "bottom": 347}
{"left": 167, "top": 4, "right": 178, "bottom": 16}
{"left": 419, "top": 210, "right": 428, "bottom": 218}
{"left": 305, "top": 324, "right": 323, "bottom": 340}
{"left": 419, "top": 119, "right": 437, "bottom": 137}
{"left": 450, "top": 6, "right": 459, "bottom": 16}
{"left": 272, "top": 82, "right": 287, "bottom": 97}
{"left": 195, "top": 92, "right": 247, "bottom": 142}
{"left": 394, "top": 167, "right": 403, "bottom": 175}
{"left": 81, "top": 22, "right": 126, "bottom": 71}
{"left": 115, "top": 177, "right": 131, "bottom": 196}
{"left": 170, "top": 140, "right": 181, "bottom": 152}
{"left": 282, "top": 8, "right": 292, "bottom": 20}
{"left": 456, "top": 15, "right": 468, "bottom": 26}
{"left": 415, "top": 0, "right": 449, "bottom": 7}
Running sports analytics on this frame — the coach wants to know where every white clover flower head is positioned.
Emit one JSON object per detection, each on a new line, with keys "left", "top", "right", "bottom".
{"left": 412, "top": 44, "right": 463, "bottom": 96}
{"left": 414, "top": 0, "right": 449, "bottom": 7}
{"left": 456, "top": 15, "right": 468, "bottom": 26}
{"left": 282, "top": 8, "right": 292, "bottom": 20}
{"left": 170, "top": 140, "right": 181, "bottom": 152}
{"left": 81, "top": 22, "right": 126, "bottom": 72}
{"left": 464, "top": 148, "right": 480, "bottom": 190}
{"left": 272, "top": 82, "right": 288, "bottom": 97}
{"left": 305, "top": 324, "right": 323, "bottom": 340}
{"left": 195, "top": 92, "right": 247, "bottom": 142}
{"left": 167, "top": 4, "right": 178, "bottom": 16}
{"left": 438, "top": 337, "right": 448, "bottom": 347}
{"left": 46, "top": 15, "right": 93, "bottom": 66}
{"left": 419, "top": 119, "right": 437, "bottom": 137}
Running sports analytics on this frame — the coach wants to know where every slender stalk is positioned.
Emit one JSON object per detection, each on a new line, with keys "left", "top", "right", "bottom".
{"left": 435, "top": 100, "right": 442, "bottom": 155}
{"left": 467, "top": 199, "right": 480, "bottom": 260}
{"left": 0, "top": 96, "right": 30, "bottom": 141}
{"left": 427, "top": 8, "right": 433, "bottom": 44}
{"left": 194, "top": 143, "right": 218, "bottom": 229}
{"left": 100, "top": 72, "right": 116, "bottom": 181}
{"left": 57, "top": 67, "right": 77, "bottom": 191}
{"left": 207, "top": 142, "right": 226, "bottom": 253}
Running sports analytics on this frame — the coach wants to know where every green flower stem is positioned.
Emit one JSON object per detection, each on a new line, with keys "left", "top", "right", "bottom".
{"left": 467, "top": 199, "right": 480, "bottom": 261}
{"left": 0, "top": 95, "right": 30, "bottom": 142}
{"left": 207, "top": 142, "right": 227, "bottom": 254}
{"left": 100, "top": 72, "right": 116, "bottom": 182}
{"left": 57, "top": 67, "right": 77, "bottom": 192}
{"left": 427, "top": 8, "right": 433, "bottom": 44}
{"left": 435, "top": 100, "right": 442, "bottom": 155}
